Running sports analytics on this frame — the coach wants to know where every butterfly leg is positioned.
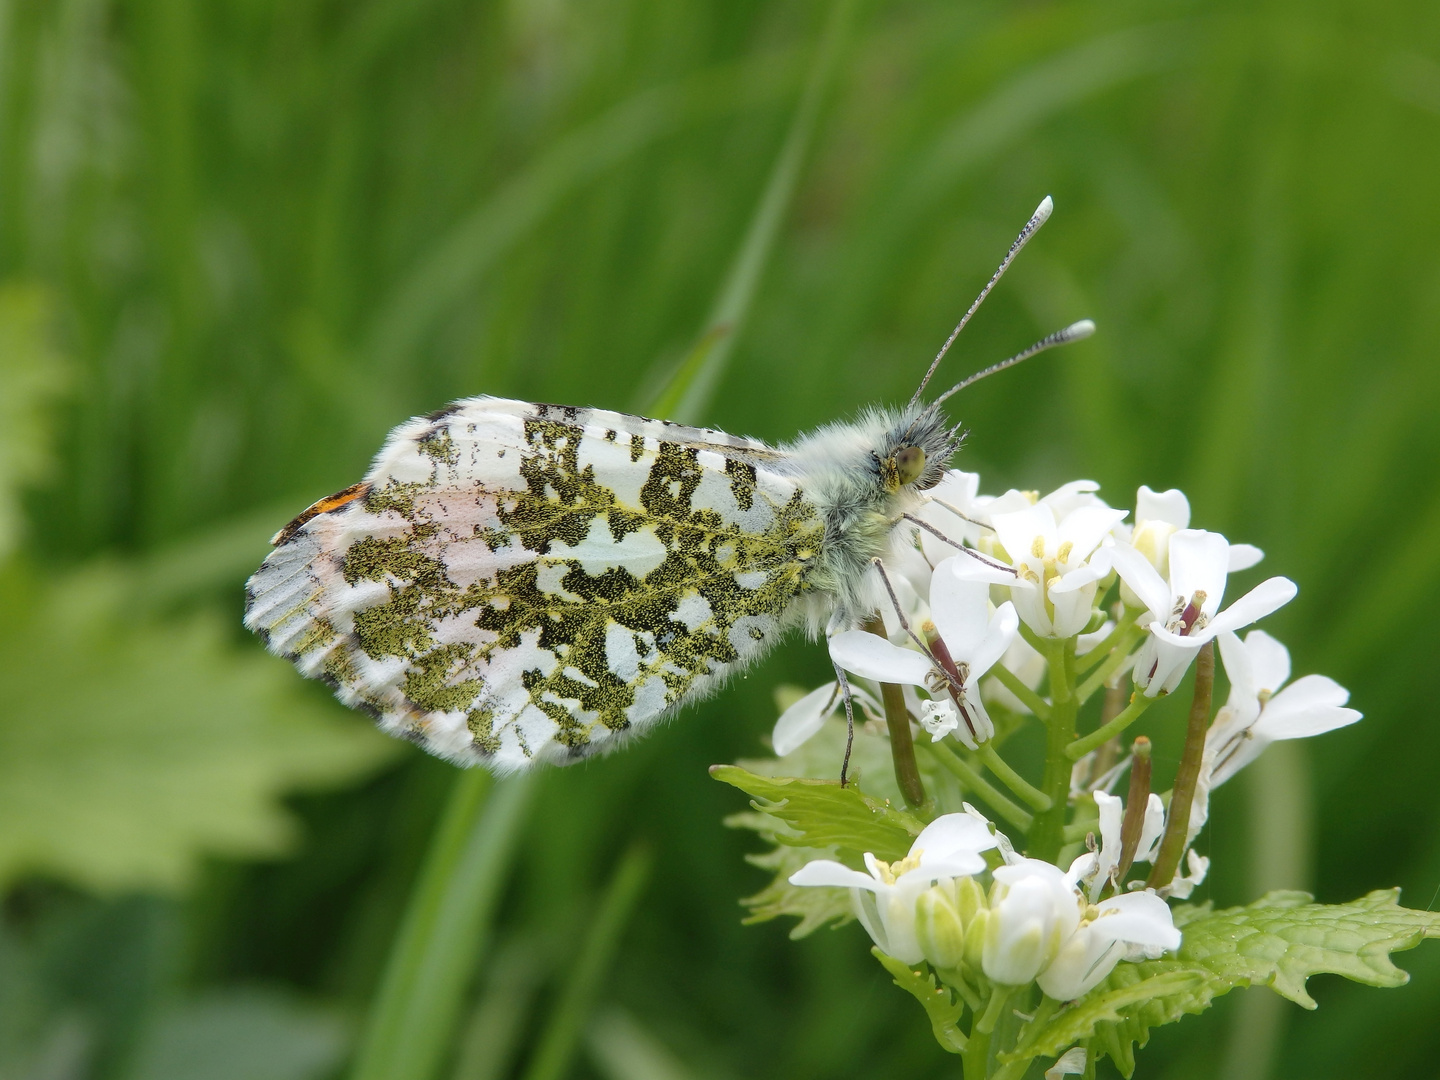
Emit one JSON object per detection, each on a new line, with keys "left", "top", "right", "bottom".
{"left": 870, "top": 557, "right": 933, "bottom": 655}
{"left": 902, "top": 513, "right": 1016, "bottom": 576}
{"left": 833, "top": 662, "right": 856, "bottom": 788}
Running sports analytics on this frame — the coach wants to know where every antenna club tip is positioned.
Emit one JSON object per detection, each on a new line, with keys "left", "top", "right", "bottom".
{"left": 1034, "top": 195, "right": 1054, "bottom": 223}
{"left": 1064, "top": 318, "right": 1096, "bottom": 341}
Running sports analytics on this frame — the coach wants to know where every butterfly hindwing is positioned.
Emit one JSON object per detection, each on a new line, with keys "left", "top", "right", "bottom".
{"left": 244, "top": 397, "right": 824, "bottom": 770}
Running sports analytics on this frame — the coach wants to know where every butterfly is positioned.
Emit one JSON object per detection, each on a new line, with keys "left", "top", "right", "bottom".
{"left": 243, "top": 198, "right": 1091, "bottom": 773}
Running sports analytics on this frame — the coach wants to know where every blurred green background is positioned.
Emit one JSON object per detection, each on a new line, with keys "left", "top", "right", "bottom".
{"left": 3, "top": 0, "right": 1439, "bottom": 1077}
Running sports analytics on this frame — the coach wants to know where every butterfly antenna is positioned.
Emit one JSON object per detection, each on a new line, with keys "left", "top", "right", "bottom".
{"left": 908, "top": 195, "right": 1054, "bottom": 409}
{"left": 931, "top": 319, "right": 1095, "bottom": 408}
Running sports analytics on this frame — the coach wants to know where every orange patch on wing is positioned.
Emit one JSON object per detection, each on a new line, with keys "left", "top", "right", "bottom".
{"left": 271, "top": 482, "right": 372, "bottom": 546}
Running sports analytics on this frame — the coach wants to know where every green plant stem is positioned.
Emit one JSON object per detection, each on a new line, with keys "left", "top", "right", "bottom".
{"left": 881, "top": 680, "right": 928, "bottom": 807}
{"left": 350, "top": 771, "right": 535, "bottom": 1080}
{"left": 654, "top": 0, "right": 857, "bottom": 423}
{"left": 1028, "top": 638, "right": 1077, "bottom": 863}
{"left": 961, "top": 1021, "right": 991, "bottom": 1080}
{"left": 1074, "top": 612, "right": 1140, "bottom": 674}
{"left": 995, "top": 995, "right": 1061, "bottom": 1078}
{"left": 922, "top": 742, "right": 1032, "bottom": 832}
{"left": 962, "top": 986, "right": 1012, "bottom": 1080}
{"left": 1147, "top": 641, "right": 1214, "bottom": 889}
{"left": 521, "top": 843, "right": 653, "bottom": 1080}
{"left": 1067, "top": 694, "right": 1154, "bottom": 761}
{"left": 976, "top": 743, "right": 1051, "bottom": 812}
{"left": 988, "top": 663, "right": 1050, "bottom": 720}
{"left": 864, "top": 618, "right": 927, "bottom": 807}
{"left": 1076, "top": 625, "right": 1142, "bottom": 704}
{"left": 976, "top": 984, "right": 1011, "bottom": 1035}
{"left": 939, "top": 967, "right": 984, "bottom": 1013}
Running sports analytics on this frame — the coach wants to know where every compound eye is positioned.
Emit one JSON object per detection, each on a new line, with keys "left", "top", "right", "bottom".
{"left": 895, "top": 445, "right": 927, "bottom": 486}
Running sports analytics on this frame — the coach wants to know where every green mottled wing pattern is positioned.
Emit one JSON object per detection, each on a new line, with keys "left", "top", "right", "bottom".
{"left": 244, "top": 397, "right": 824, "bottom": 770}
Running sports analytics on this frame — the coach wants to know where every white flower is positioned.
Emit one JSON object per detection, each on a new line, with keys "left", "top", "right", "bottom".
{"left": 1081, "top": 790, "right": 1165, "bottom": 901}
{"left": 1177, "top": 627, "right": 1366, "bottom": 846}
{"left": 1039, "top": 479, "right": 1109, "bottom": 519}
{"left": 963, "top": 500, "right": 1128, "bottom": 639}
{"left": 789, "top": 814, "right": 998, "bottom": 964}
{"left": 1108, "top": 529, "right": 1297, "bottom": 696}
{"left": 770, "top": 681, "right": 882, "bottom": 757}
{"left": 1036, "top": 890, "right": 1180, "bottom": 1000}
{"left": 981, "top": 858, "right": 1083, "bottom": 985}
{"left": 828, "top": 560, "right": 1018, "bottom": 749}
{"left": 1205, "top": 630, "right": 1363, "bottom": 786}
{"left": 1113, "top": 486, "right": 1264, "bottom": 582}
{"left": 1164, "top": 850, "right": 1210, "bottom": 900}
{"left": 918, "top": 698, "right": 960, "bottom": 741}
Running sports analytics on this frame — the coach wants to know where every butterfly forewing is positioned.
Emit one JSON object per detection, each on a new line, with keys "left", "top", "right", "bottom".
{"left": 244, "top": 397, "right": 823, "bottom": 771}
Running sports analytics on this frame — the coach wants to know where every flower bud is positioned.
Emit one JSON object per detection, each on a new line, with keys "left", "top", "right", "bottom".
{"left": 963, "top": 907, "right": 989, "bottom": 970}
{"left": 956, "top": 874, "right": 987, "bottom": 928}
{"left": 915, "top": 883, "right": 966, "bottom": 970}
{"left": 982, "top": 860, "right": 1081, "bottom": 986}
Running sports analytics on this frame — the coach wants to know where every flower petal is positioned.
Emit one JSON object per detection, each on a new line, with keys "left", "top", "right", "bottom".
{"left": 1205, "top": 577, "right": 1298, "bottom": 636}
{"left": 991, "top": 504, "right": 1058, "bottom": 568}
{"left": 1108, "top": 543, "right": 1172, "bottom": 618}
{"left": 1042, "top": 480, "right": 1105, "bottom": 519}
{"left": 1046, "top": 1047, "right": 1089, "bottom": 1079}
{"left": 789, "top": 859, "right": 881, "bottom": 891}
{"left": 1056, "top": 506, "right": 1130, "bottom": 563}
{"left": 1136, "top": 486, "right": 1189, "bottom": 529}
{"left": 912, "top": 812, "right": 998, "bottom": 862}
{"left": 1228, "top": 543, "right": 1264, "bottom": 571}
{"left": 948, "top": 555, "right": 1021, "bottom": 587}
{"left": 954, "top": 695, "right": 996, "bottom": 749}
{"left": 772, "top": 682, "right": 838, "bottom": 757}
{"left": 1217, "top": 630, "right": 1257, "bottom": 707}
{"left": 1137, "top": 793, "right": 1166, "bottom": 862}
{"left": 1091, "top": 891, "right": 1181, "bottom": 950}
{"left": 1241, "top": 629, "right": 1291, "bottom": 694}
{"left": 930, "top": 559, "right": 996, "bottom": 658}
{"left": 1257, "top": 675, "right": 1362, "bottom": 740}
{"left": 1168, "top": 530, "right": 1233, "bottom": 614}
{"left": 966, "top": 601, "right": 1020, "bottom": 680}
{"left": 828, "top": 631, "right": 933, "bottom": 685}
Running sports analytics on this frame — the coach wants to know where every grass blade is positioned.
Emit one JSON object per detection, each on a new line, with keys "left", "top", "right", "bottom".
{"left": 350, "top": 771, "right": 535, "bottom": 1080}
{"left": 650, "top": 0, "right": 860, "bottom": 424}
{"left": 519, "top": 843, "right": 653, "bottom": 1080}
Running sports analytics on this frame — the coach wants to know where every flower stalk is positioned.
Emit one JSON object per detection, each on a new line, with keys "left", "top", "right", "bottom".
{"left": 864, "top": 617, "right": 927, "bottom": 807}
{"left": 1148, "top": 640, "right": 1214, "bottom": 889}
{"left": 1067, "top": 694, "right": 1154, "bottom": 760}
{"left": 1029, "top": 638, "right": 1078, "bottom": 864}
{"left": 1115, "top": 737, "right": 1152, "bottom": 884}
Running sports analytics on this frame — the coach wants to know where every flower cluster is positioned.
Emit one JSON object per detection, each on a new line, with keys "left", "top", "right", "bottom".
{"left": 732, "top": 470, "right": 1366, "bottom": 1075}
{"left": 791, "top": 812, "right": 1181, "bottom": 1001}
{"left": 773, "top": 474, "right": 1360, "bottom": 901}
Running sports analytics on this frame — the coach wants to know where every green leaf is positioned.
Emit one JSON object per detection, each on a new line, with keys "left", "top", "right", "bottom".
{"left": 1008, "top": 890, "right": 1440, "bottom": 1077}
{"left": 0, "top": 283, "right": 69, "bottom": 560}
{"left": 121, "top": 989, "right": 349, "bottom": 1080}
{"left": 1002, "top": 968, "right": 1207, "bottom": 1075}
{"left": 0, "top": 561, "right": 397, "bottom": 893}
{"left": 728, "top": 832, "right": 854, "bottom": 938}
{"left": 709, "top": 764, "right": 922, "bottom": 862}
{"left": 871, "top": 949, "right": 967, "bottom": 1055}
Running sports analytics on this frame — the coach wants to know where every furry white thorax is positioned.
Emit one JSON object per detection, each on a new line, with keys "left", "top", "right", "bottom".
{"left": 777, "top": 402, "right": 959, "bottom": 631}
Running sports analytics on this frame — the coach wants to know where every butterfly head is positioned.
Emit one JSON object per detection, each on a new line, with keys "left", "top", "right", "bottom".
{"left": 878, "top": 401, "right": 963, "bottom": 494}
